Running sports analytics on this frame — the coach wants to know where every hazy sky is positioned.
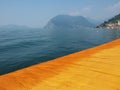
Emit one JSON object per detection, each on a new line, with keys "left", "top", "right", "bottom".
{"left": 0, "top": 0, "right": 120, "bottom": 27}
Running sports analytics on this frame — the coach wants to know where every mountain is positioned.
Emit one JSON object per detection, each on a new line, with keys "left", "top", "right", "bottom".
{"left": 44, "top": 15, "right": 95, "bottom": 29}
{"left": 0, "top": 24, "right": 32, "bottom": 30}
{"left": 97, "top": 13, "right": 120, "bottom": 29}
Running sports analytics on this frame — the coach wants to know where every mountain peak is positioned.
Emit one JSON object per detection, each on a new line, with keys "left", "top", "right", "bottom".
{"left": 44, "top": 15, "right": 95, "bottom": 29}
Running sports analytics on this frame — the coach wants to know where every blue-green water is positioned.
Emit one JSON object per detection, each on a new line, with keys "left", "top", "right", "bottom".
{"left": 0, "top": 28, "right": 120, "bottom": 75}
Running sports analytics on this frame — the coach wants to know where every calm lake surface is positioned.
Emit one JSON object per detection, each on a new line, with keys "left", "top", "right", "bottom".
{"left": 0, "top": 27, "right": 120, "bottom": 75}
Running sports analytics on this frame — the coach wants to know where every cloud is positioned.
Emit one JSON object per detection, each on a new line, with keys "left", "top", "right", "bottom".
{"left": 68, "top": 6, "right": 92, "bottom": 16}
{"left": 68, "top": 11, "right": 81, "bottom": 16}
{"left": 82, "top": 7, "right": 91, "bottom": 13}
{"left": 106, "top": 1, "right": 120, "bottom": 15}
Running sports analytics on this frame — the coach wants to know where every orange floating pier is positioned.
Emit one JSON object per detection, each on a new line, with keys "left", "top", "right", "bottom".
{"left": 0, "top": 39, "right": 120, "bottom": 90}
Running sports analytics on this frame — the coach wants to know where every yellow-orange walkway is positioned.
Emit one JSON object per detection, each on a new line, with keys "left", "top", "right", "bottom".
{"left": 0, "top": 39, "right": 120, "bottom": 90}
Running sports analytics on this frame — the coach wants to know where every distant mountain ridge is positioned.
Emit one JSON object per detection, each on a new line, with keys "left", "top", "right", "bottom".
{"left": 44, "top": 15, "right": 95, "bottom": 29}
{"left": 97, "top": 13, "right": 120, "bottom": 29}
{"left": 0, "top": 24, "right": 31, "bottom": 30}
{"left": 0, "top": 15, "right": 96, "bottom": 30}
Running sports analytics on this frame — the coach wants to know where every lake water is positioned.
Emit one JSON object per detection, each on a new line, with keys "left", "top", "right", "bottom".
{"left": 0, "top": 27, "right": 120, "bottom": 75}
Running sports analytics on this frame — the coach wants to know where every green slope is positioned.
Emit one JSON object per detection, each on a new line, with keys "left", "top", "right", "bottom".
{"left": 97, "top": 13, "right": 120, "bottom": 28}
